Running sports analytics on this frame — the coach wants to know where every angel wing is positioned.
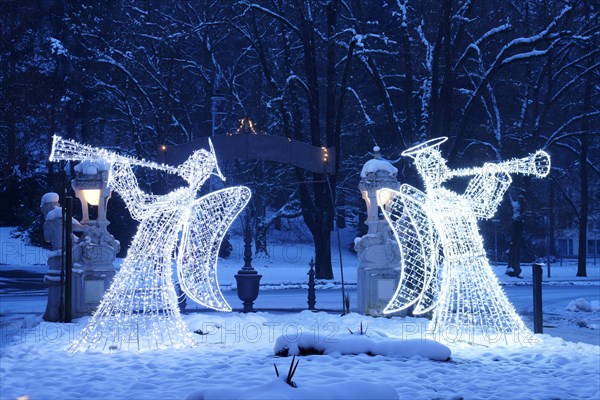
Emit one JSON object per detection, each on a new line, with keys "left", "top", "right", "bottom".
{"left": 177, "top": 186, "right": 252, "bottom": 311}
{"left": 379, "top": 184, "right": 442, "bottom": 315}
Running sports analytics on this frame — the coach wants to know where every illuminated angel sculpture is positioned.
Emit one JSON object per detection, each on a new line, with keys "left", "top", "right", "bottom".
{"left": 50, "top": 136, "right": 251, "bottom": 352}
{"left": 378, "top": 137, "right": 550, "bottom": 346}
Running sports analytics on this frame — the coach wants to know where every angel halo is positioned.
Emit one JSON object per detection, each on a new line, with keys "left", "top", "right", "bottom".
{"left": 50, "top": 136, "right": 250, "bottom": 352}
{"left": 378, "top": 137, "right": 550, "bottom": 347}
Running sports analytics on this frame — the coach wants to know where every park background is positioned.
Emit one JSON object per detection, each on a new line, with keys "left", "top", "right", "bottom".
{"left": 1, "top": 0, "right": 598, "bottom": 279}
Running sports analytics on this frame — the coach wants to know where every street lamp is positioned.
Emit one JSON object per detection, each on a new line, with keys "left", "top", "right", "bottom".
{"left": 235, "top": 211, "right": 262, "bottom": 312}
{"left": 72, "top": 160, "right": 111, "bottom": 229}
{"left": 355, "top": 146, "right": 401, "bottom": 316}
{"left": 70, "top": 160, "right": 120, "bottom": 317}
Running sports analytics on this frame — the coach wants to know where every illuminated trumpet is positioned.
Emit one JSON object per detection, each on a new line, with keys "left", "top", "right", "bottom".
{"left": 446, "top": 150, "right": 550, "bottom": 179}
{"left": 49, "top": 135, "right": 179, "bottom": 174}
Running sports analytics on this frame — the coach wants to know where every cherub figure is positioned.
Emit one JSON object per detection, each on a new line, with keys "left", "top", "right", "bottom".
{"left": 379, "top": 137, "right": 550, "bottom": 346}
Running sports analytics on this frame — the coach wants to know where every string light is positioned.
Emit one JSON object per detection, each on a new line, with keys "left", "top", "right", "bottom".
{"left": 50, "top": 136, "right": 251, "bottom": 352}
{"left": 379, "top": 137, "right": 550, "bottom": 346}
{"left": 235, "top": 116, "right": 257, "bottom": 134}
{"left": 321, "top": 147, "right": 329, "bottom": 163}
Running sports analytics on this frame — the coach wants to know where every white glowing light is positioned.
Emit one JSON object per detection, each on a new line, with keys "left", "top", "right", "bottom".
{"left": 50, "top": 136, "right": 250, "bottom": 352}
{"left": 82, "top": 189, "right": 101, "bottom": 206}
{"left": 177, "top": 187, "right": 251, "bottom": 311}
{"left": 379, "top": 137, "right": 550, "bottom": 346}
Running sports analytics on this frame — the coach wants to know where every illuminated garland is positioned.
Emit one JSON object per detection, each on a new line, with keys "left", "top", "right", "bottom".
{"left": 51, "top": 137, "right": 250, "bottom": 352}
{"left": 379, "top": 137, "right": 550, "bottom": 346}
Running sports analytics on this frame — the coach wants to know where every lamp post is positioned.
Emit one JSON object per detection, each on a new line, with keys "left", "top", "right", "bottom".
{"left": 72, "top": 161, "right": 111, "bottom": 229}
{"left": 355, "top": 146, "right": 401, "bottom": 316}
{"left": 235, "top": 212, "right": 262, "bottom": 312}
{"left": 70, "top": 160, "right": 120, "bottom": 317}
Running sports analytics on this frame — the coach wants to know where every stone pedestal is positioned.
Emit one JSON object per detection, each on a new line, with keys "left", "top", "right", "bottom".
{"left": 72, "top": 226, "right": 119, "bottom": 317}
{"left": 43, "top": 228, "right": 118, "bottom": 320}
{"left": 72, "top": 269, "right": 115, "bottom": 317}
{"left": 355, "top": 225, "right": 401, "bottom": 316}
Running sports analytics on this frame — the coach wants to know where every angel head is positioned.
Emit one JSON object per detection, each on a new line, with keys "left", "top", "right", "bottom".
{"left": 402, "top": 137, "right": 449, "bottom": 189}
{"left": 178, "top": 139, "right": 225, "bottom": 190}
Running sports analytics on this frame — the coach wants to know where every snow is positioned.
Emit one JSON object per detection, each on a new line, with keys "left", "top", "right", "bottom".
{"left": 44, "top": 274, "right": 61, "bottom": 282}
{"left": 187, "top": 377, "right": 399, "bottom": 400}
{"left": 501, "top": 49, "right": 549, "bottom": 65}
{"left": 1, "top": 226, "right": 600, "bottom": 399}
{"left": 45, "top": 207, "right": 62, "bottom": 221}
{"left": 40, "top": 192, "right": 59, "bottom": 206}
{"left": 360, "top": 159, "right": 398, "bottom": 178}
{"left": 0, "top": 228, "right": 49, "bottom": 270}
{"left": 73, "top": 159, "right": 110, "bottom": 174}
{"left": 1, "top": 311, "right": 599, "bottom": 400}
{"left": 274, "top": 330, "right": 451, "bottom": 361}
{"left": 48, "top": 37, "right": 67, "bottom": 56}
{"left": 565, "top": 298, "right": 600, "bottom": 313}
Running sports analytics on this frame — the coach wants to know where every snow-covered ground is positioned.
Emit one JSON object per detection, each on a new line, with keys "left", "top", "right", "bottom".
{"left": 1, "top": 226, "right": 599, "bottom": 399}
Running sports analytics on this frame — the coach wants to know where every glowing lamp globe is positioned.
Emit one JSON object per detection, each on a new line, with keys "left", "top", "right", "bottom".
{"left": 81, "top": 189, "right": 101, "bottom": 206}
{"left": 72, "top": 160, "right": 111, "bottom": 226}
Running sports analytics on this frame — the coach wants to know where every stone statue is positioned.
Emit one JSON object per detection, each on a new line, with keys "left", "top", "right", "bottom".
{"left": 39, "top": 192, "right": 86, "bottom": 321}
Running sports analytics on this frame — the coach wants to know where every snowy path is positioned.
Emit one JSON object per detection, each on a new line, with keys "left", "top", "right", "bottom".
{"left": 2, "top": 285, "right": 598, "bottom": 347}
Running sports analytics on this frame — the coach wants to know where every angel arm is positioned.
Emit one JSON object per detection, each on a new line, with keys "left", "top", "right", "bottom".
{"left": 462, "top": 163, "right": 512, "bottom": 219}
{"left": 107, "top": 162, "right": 154, "bottom": 220}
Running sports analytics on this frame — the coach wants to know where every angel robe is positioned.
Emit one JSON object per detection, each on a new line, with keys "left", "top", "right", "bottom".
{"left": 382, "top": 166, "right": 533, "bottom": 346}
{"left": 70, "top": 161, "right": 250, "bottom": 352}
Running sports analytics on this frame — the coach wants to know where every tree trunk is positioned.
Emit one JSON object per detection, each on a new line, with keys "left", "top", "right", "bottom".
{"left": 314, "top": 225, "right": 333, "bottom": 279}
{"left": 549, "top": 182, "right": 557, "bottom": 257}
{"left": 508, "top": 202, "right": 524, "bottom": 278}
{"left": 255, "top": 221, "right": 269, "bottom": 258}
{"left": 440, "top": 0, "right": 454, "bottom": 135}
{"left": 576, "top": 0, "right": 593, "bottom": 277}
{"left": 254, "top": 195, "right": 269, "bottom": 257}
{"left": 430, "top": 0, "right": 453, "bottom": 138}
{"left": 398, "top": 0, "right": 415, "bottom": 139}
{"left": 577, "top": 141, "right": 591, "bottom": 276}
{"left": 336, "top": 193, "right": 346, "bottom": 229}
{"left": 576, "top": 130, "right": 589, "bottom": 278}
